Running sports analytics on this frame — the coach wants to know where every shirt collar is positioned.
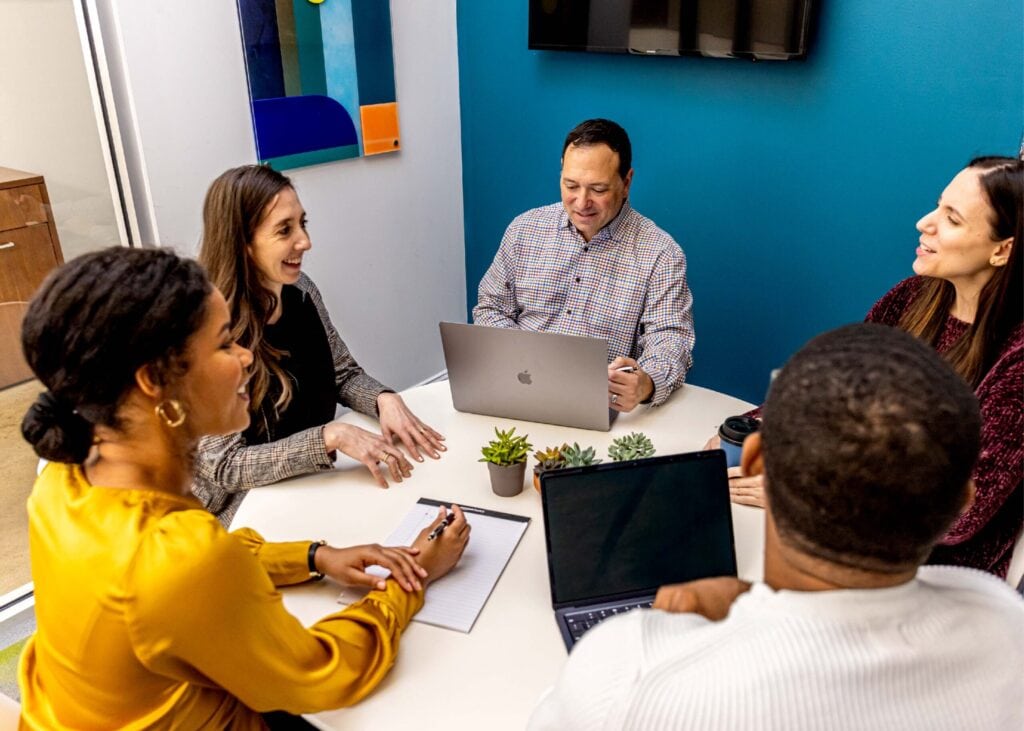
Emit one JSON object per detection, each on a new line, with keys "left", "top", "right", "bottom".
{"left": 558, "top": 199, "right": 633, "bottom": 243}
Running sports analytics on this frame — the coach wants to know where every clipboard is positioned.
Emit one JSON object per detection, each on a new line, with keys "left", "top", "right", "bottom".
{"left": 338, "top": 497, "right": 530, "bottom": 633}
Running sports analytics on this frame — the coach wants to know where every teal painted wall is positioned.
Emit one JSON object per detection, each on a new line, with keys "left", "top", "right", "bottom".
{"left": 457, "top": 1, "right": 1023, "bottom": 403}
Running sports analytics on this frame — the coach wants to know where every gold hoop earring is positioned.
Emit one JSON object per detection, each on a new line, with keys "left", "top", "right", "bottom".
{"left": 155, "top": 400, "right": 187, "bottom": 428}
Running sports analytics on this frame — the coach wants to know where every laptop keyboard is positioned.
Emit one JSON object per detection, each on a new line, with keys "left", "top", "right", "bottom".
{"left": 565, "top": 599, "right": 653, "bottom": 642}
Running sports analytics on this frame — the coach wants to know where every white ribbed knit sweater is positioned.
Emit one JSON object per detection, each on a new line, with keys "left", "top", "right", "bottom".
{"left": 529, "top": 566, "right": 1024, "bottom": 730}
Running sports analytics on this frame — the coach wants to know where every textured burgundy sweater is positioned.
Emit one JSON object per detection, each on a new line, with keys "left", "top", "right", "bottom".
{"left": 866, "top": 277, "right": 1023, "bottom": 578}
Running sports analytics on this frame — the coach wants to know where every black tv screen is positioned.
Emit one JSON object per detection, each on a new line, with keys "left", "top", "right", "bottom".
{"left": 529, "top": 0, "right": 815, "bottom": 61}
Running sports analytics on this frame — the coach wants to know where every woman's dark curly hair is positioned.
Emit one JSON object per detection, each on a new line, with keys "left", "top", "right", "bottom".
{"left": 21, "top": 247, "right": 212, "bottom": 463}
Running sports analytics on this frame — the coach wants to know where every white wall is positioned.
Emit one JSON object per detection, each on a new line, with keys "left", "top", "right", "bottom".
{"left": 97, "top": 0, "right": 466, "bottom": 389}
{"left": 0, "top": 0, "right": 122, "bottom": 260}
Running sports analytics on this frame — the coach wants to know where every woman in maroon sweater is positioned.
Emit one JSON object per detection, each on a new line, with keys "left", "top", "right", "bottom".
{"left": 724, "top": 156, "right": 1022, "bottom": 578}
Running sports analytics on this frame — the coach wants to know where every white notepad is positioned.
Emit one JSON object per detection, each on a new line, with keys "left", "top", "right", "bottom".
{"left": 337, "top": 497, "right": 530, "bottom": 633}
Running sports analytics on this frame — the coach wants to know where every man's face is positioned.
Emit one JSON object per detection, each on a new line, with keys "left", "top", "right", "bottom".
{"left": 560, "top": 143, "right": 633, "bottom": 242}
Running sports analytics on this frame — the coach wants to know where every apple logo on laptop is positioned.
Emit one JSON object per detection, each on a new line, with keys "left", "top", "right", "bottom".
{"left": 517, "top": 370, "right": 532, "bottom": 385}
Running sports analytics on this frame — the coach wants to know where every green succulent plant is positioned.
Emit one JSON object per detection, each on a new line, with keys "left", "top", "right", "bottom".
{"left": 607, "top": 432, "right": 656, "bottom": 462}
{"left": 479, "top": 426, "right": 533, "bottom": 466}
{"left": 533, "top": 444, "right": 569, "bottom": 473}
{"left": 562, "top": 442, "right": 602, "bottom": 468}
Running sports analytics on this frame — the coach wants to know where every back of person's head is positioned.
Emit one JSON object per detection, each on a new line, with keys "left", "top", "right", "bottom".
{"left": 21, "top": 247, "right": 211, "bottom": 463}
{"left": 968, "top": 155, "right": 1023, "bottom": 242}
{"left": 562, "top": 119, "right": 632, "bottom": 179}
{"left": 761, "top": 322, "right": 980, "bottom": 573}
{"left": 969, "top": 155, "right": 1023, "bottom": 338}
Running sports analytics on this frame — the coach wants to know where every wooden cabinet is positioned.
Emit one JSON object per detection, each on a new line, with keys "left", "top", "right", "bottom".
{"left": 0, "top": 167, "right": 63, "bottom": 389}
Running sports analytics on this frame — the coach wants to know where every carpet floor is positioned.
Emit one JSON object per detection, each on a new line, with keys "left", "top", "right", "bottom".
{"left": 0, "top": 380, "right": 41, "bottom": 596}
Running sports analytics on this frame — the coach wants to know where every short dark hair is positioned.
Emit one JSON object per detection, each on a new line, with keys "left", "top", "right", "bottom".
{"left": 761, "top": 323, "right": 980, "bottom": 573}
{"left": 21, "top": 247, "right": 211, "bottom": 463}
{"left": 562, "top": 119, "right": 632, "bottom": 179}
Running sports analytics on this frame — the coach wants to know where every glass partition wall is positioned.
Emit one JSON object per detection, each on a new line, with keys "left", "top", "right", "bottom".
{"left": 0, "top": 0, "right": 132, "bottom": 605}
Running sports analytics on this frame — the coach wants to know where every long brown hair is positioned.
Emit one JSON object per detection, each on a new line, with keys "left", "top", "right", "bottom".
{"left": 899, "top": 156, "right": 1023, "bottom": 387}
{"left": 198, "top": 165, "right": 293, "bottom": 414}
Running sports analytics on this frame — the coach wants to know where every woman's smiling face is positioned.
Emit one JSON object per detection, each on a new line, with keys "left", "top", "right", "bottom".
{"left": 247, "top": 186, "right": 311, "bottom": 293}
{"left": 913, "top": 167, "right": 1012, "bottom": 289}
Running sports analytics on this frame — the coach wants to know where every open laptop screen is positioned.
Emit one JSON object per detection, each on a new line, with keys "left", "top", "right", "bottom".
{"left": 542, "top": 451, "right": 737, "bottom": 607}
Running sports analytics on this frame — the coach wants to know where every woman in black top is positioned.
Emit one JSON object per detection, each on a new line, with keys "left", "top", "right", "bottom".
{"left": 194, "top": 165, "right": 445, "bottom": 523}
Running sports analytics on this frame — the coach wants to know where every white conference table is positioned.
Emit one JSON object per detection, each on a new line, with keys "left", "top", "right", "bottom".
{"left": 231, "top": 381, "right": 762, "bottom": 730}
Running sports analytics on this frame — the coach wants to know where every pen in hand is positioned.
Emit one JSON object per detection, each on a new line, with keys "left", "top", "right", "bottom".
{"left": 615, "top": 366, "right": 636, "bottom": 373}
{"left": 427, "top": 510, "right": 456, "bottom": 541}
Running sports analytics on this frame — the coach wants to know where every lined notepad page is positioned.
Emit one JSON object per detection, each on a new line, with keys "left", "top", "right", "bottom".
{"left": 338, "top": 498, "right": 530, "bottom": 633}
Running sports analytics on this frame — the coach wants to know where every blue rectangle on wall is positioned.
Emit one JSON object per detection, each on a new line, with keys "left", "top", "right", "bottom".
{"left": 352, "top": 0, "right": 396, "bottom": 104}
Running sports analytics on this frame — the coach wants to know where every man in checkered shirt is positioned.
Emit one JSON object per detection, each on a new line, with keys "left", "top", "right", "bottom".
{"left": 473, "top": 118, "right": 694, "bottom": 412}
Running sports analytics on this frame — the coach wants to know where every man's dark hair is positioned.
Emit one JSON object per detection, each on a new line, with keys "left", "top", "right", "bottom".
{"left": 21, "top": 247, "right": 211, "bottom": 463}
{"left": 761, "top": 322, "right": 980, "bottom": 573}
{"left": 562, "top": 119, "right": 632, "bottom": 179}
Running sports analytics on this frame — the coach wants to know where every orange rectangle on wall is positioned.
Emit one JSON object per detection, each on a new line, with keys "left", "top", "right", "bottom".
{"left": 360, "top": 102, "right": 401, "bottom": 156}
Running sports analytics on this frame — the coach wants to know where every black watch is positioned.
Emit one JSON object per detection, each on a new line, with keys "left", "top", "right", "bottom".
{"left": 307, "top": 540, "right": 326, "bottom": 581}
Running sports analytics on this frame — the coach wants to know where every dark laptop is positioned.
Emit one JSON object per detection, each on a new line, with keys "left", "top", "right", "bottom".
{"left": 540, "top": 450, "right": 737, "bottom": 651}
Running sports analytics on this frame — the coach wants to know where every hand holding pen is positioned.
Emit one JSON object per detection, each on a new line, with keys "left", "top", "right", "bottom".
{"left": 428, "top": 511, "right": 456, "bottom": 541}
{"left": 413, "top": 505, "right": 471, "bottom": 585}
{"left": 608, "top": 356, "right": 654, "bottom": 412}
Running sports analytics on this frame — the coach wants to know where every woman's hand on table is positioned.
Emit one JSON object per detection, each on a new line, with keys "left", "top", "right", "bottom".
{"left": 411, "top": 505, "right": 470, "bottom": 586}
{"left": 703, "top": 434, "right": 766, "bottom": 509}
{"left": 377, "top": 392, "right": 446, "bottom": 462}
{"left": 322, "top": 421, "right": 413, "bottom": 488}
{"left": 316, "top": 543, "right": 427, "bottom": 592}
{"left": 653, "top": 576, "right": 752, "bottom": 620}
{"left": 728, "top": 471, "right": 766, "bottom": 508}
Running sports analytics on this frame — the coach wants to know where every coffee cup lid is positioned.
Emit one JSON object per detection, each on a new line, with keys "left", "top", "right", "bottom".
{"left": 719, "top": 415, "right": 760, "bottom": 443}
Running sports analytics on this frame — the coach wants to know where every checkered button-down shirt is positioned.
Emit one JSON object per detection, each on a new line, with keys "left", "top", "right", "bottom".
{"left": 473, "top": 201, "right": 694, "bottom": 405}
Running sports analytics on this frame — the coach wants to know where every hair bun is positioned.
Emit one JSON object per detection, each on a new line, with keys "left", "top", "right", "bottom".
{"left": 21, "top": 391, "right": 93, "bottom": 463}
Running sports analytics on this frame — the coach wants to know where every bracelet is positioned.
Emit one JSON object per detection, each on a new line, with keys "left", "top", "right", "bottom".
{"left": 307, "top": 540, "right": 326, "bottom": 581}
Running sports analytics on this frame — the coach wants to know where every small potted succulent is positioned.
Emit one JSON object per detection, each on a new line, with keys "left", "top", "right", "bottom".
{"left": 607, "top": 432, "right": 656, "bottom": 462}
{"left": 532, "top": 443, "right": 569, "bottom": 491}
{"left": 479, "top": 427, "right": 533, "bottom": 497}
{"left": 562, "top": 442, "right": 602, "bottom": 468}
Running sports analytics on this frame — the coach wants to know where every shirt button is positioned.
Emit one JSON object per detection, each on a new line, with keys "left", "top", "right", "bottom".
{"left": 566, "top": 309, "right": 572, "bottom": 315}
{"left": 583, "top": 247, "right": 589, "bottom": 253}
{"left": 575, "top": 277, "right": 581, "bottom": 283}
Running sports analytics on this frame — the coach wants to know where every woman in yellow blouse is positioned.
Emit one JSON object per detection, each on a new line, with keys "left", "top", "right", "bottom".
{"left": 17, "top": 247, "right": 469, "bottom": 729}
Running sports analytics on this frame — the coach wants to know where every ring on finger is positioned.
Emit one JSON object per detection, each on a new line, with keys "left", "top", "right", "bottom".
{"left": 610, "top": 393, "right": 619, "bottom": 405}
{"left": 379, "top": 452, "right": 392, "bottom": 463}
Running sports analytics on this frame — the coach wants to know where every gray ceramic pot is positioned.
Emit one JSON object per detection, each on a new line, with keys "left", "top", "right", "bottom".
{"left": 488, "top": 462, "right": 526, "bottom": 497}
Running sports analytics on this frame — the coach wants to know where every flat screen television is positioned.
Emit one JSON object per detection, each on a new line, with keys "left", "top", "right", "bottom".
{"left": 529, "top": 0, "right": 816, "bottom": 61}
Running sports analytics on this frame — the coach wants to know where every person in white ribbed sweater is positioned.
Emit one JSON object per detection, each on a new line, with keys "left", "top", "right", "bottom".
{"left": 529, "top": 323, "right": 1024, "bottom": 731}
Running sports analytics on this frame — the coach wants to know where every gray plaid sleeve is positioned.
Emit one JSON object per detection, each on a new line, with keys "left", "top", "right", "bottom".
{"left": 192, "top": 427, "right": 335, "bottom": 518}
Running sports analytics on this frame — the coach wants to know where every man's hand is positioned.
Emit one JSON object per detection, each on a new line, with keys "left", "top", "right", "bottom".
{"left": 377, "top": 392, "right": 446, "bottom": 462}
{"left": 608, "top": 356, "right": 654, "bottom": 412}
{"left": 653, "top": 577, "right": 752, "bottom": 620}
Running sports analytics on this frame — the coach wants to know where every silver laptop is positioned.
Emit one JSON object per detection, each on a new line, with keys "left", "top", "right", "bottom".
{"left": 439, "top": 322, "right": 616, "bottom": 431}
{"left": 541, "top": 450, "right": 737, "bottom": 650}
